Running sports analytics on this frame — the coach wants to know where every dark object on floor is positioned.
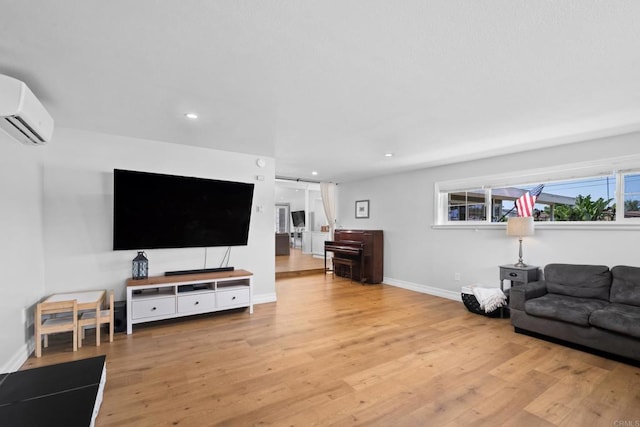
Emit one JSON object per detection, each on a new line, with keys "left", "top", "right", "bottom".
{"left": 0, "top": 355, "right": 106, "bottom": 426}
{"left": 113, "top": 300, "right": 127, "bottom": 333}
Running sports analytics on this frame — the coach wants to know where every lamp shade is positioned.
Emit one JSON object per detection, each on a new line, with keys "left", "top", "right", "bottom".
{"left": 506, "top": 216, "right": 534, "bottom": 237}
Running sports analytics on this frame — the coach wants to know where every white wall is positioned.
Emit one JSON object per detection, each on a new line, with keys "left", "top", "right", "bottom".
{"left": 275, "top": 186, "right": 305, "bottom": 211}
{"left": 41, "top": 128, "right": 276, "bottom": 300}
{"left": 0, "top": 132, "right": 46, "bottom": 372}
{"left": 337, "top": 132, "right": 640, "bottom": 299}
{"left": 0, "top": 127, "right": 276, "bottom": 371}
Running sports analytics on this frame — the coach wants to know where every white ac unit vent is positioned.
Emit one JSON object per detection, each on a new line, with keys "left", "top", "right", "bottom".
{"left": 0, "top": 74, "right": 54, "bottom": 145}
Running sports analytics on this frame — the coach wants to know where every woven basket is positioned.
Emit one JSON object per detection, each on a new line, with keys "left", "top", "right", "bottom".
{"left": 461, "top": 290, "right": 509, "bottom": 318}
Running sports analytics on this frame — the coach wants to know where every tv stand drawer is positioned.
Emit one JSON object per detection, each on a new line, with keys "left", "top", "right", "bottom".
{"left": 217, "top": 288, "right": 250, "bottom": 308}
{"left": 178, "top": 292, "right": 216, "bottom": 314}
{"left": 132, "top": 297, "right": 175, "bottom": 319}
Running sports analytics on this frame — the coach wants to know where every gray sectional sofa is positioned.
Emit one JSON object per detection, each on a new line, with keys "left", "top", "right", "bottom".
{"left": 510, "top": 263, "right": 640, "bottom": 362}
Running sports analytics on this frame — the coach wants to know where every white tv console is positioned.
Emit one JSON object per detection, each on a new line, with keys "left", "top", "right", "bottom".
{"left": 125, "top": 269, "right": 253, "bottom": 334}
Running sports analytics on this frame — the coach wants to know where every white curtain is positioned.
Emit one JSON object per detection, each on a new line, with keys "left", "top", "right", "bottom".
{"left": 320, "top": 182, "right": 337, "bottom": 239}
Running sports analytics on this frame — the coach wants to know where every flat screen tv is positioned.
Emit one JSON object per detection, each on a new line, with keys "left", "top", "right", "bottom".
{"left": 113, "top": 169, "right": 254, "bottom": 250}
{"left": 291, "top": 210, "right": 305, "bottom": 227}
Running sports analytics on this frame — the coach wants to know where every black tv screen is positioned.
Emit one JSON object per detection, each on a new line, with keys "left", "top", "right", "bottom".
{"left": 291, "top": 210, "right": 305, "bottom": 227}
{"left": 113, "top": 169, "right": 254, "bottom": 250}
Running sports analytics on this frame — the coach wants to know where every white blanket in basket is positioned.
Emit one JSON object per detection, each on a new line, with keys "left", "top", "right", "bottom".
{"left": 471, "top": 285, "right": 507, "bottom": 313}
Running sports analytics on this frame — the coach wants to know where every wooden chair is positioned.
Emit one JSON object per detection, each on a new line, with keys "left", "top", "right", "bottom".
{"left": 78, "top": 290, "right": 114, "bottom": 347}
{"left": 35, "top": 299, "right": 78, "bottom": 358}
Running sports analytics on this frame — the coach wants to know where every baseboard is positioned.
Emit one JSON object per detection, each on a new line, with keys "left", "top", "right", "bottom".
{"left": 253, "top": 292, "right": 277, "bottom": 305}
{"left": 383, "top": 277, "right": 461, "bottom": 301}
{"left": 1, "top": 339, "right": 33, "bottom": 373}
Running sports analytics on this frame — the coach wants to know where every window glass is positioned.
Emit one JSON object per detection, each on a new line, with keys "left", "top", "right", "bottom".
{"left": 441, "top": 174, "right": 623, "bottom": 225}
{"left": 490, "top": 186, "right": 544, "bottom": 222}
{"left": 490, "top": 177, "right": 614, "bottom": 222}
{"left": 434, "top": 158, "right": 640, "bottom": 227}
{"left": 624, "top": 173, "right": 640, "bottom": 218}
{"left": 542, "top": 176, "right": 615, "bottom": 221}
{"left": 448, "top": 190, "right": 486, "bottom": 221}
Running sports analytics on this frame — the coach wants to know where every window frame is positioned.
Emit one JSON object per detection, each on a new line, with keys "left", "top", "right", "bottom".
{"left": 620, "top": 171, "right": 640, "bottom": 220}
{"left": 433, "top": 156, "right": 640, "bottom": 229}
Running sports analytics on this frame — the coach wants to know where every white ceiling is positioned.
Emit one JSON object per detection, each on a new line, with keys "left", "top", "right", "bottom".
{"left": 2, "top": 1, "right": 640, "bottom": 183}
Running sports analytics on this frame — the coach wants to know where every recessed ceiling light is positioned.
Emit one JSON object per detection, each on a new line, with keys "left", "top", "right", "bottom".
{"left": 311, "top": 171, "right": 318, "bottom": 176}
{"left": 384, "top": 152, "right": 394, "bottom": 157}
{"left": 185, "top": 113, "right": 198, "bottom": 119}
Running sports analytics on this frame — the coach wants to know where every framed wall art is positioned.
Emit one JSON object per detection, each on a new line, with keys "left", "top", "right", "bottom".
{"left": 355, "top": 200, "right": 369, "bottom": 218}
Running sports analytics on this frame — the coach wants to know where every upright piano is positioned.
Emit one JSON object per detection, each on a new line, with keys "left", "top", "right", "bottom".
{"left": 325, "top": 229, "right": 383, "bottom": 284}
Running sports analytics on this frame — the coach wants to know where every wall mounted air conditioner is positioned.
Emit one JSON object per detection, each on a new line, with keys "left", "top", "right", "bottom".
{"left": 0, "top": 74, "right": 54, "bottom": 145}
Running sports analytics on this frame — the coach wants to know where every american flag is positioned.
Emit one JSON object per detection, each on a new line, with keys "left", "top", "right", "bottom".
{"left": 516, "top": 184, "right": 544, "bottom": 217}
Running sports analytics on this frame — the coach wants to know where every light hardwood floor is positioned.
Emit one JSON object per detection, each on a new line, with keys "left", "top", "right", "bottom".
{"left": 275, "top": 247, "right": 325, "bottom": 278}
{"left": 23, "top": 274, "right": 640, "bottom": 426}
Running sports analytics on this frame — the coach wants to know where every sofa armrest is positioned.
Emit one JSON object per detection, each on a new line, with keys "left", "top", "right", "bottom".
{"left": 510, "top": 280, "right": 548, "bottom": 310}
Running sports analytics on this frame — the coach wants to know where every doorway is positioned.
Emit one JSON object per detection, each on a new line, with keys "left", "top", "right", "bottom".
{"left": 275, "top": 203, "right": 290, "bottom": 234}
{"left": 275, "top": 181, "right": 326, "bottom": 277}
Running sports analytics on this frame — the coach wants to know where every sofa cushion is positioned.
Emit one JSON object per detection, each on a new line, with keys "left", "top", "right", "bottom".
{"left": 524, "top": 294, "right": 609, "bottom": 326}
{"left": 544, "top": 264, "right": 611, "bottom": 301}
{"left": 589, "top": 303, "right": 640, "bottom": 339}
{"left": 610, "top": 266, "right": 640, "bottom": 307}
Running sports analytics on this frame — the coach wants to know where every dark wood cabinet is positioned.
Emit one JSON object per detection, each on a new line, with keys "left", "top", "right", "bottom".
{"left": 330, "top": 229, "right": 384, "bottom": 284}
{"left": 275, "top": 233, "right": 290, "bottom": 256}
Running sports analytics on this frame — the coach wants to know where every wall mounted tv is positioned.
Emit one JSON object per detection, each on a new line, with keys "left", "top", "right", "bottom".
{"left": 113, "top": 169, "right": 255, "bottom": 250}
{"left": 291, "top": 210, "right": 305, "bottom": 227}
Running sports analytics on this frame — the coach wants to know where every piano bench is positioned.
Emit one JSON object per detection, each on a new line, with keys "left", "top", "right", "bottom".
{"left": 332, "top": 258, "right": 356, "bottom": 282}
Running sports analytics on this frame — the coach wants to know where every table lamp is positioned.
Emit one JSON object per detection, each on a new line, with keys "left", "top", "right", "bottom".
{"left": 507, "top": 216, "right": 534, "bottom": 267}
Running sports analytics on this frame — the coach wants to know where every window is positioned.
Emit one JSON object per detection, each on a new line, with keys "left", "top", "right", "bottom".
{"left": 436, "top": 163, "right": 640, "bottom": 226}
{"left": 488, "top": 176, "right": 615, "bottom": 222}
{"left": 448, "top": 190, "right": 486, "bottom": 221}
{"left": 542, "top": 176, "right": 615, "bottom": 222}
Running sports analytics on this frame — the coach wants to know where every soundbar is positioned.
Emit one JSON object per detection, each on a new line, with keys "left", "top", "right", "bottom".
{"left": 165, "top": 267, "right": 235, "bottom": 276}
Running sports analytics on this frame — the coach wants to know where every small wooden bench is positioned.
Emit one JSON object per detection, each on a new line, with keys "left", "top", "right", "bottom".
{"left": 332, "top": 258, "right": 357, "bottom": 282}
